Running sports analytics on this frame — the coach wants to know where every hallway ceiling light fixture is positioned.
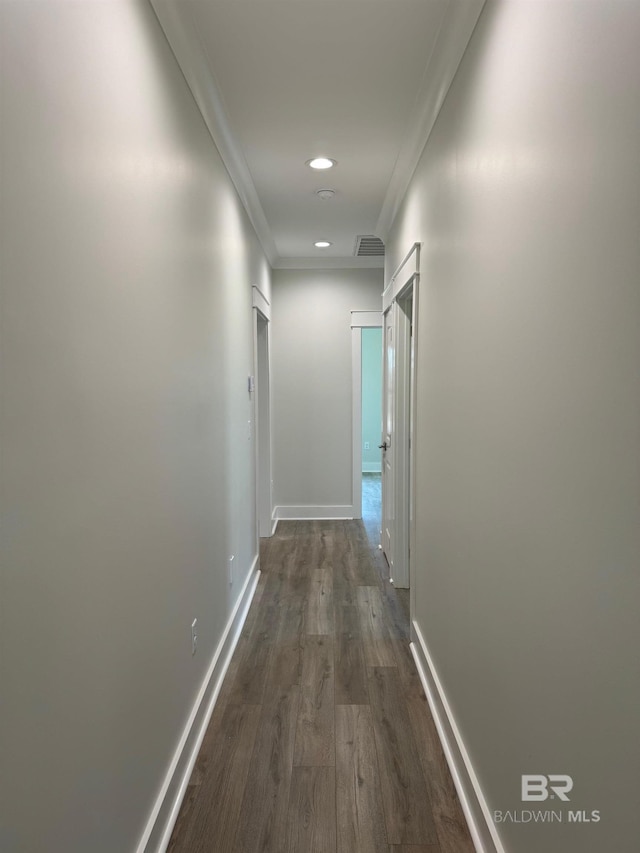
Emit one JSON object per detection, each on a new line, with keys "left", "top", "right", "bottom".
{"left": 314, "top": 240, "right": 332, "bottom": 248}
{"left": 316, "top": 189, "right": 335, "bottom": 200}
{"left": 307, "top": 157, "right": 336, "bottom": 170}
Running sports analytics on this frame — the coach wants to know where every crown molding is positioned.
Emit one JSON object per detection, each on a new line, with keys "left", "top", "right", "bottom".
{"left": 375, "top": 0, "right": 486, "bottom": 242}
{"left": 149, "top": 0, "right": 279, "bottom": 266}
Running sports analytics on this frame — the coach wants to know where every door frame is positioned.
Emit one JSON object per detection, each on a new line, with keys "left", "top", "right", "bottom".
{"left": 381, "top": 306, "right": 394, "bottom": 570}
{"left": 388, "top": 281, "right": 416, "bottom": 589}
{"left": 252, "top": 286, "right": 274, "bottom": 539}
{"left": 381, "top": 243, "right": 420, "bottom": 591}
{"left": 351, "top": 311, "right": 383, "bottom": 520}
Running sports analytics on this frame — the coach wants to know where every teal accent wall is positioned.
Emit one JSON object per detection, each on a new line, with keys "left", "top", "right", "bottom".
{"left": 361, "top": 327, "right": 382, "bottom": 472}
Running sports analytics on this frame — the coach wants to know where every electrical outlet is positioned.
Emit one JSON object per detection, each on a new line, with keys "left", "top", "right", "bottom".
{"left": 228, "top": 555, "right": 235, "bottom": 586}
{"left": 191, "top": 618, "right": 198, "bottom": 656}
{"left": 364, "top": 441, "right": 370, "bottom": 450}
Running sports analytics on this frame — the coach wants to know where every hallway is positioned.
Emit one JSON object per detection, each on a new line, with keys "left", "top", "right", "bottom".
{"left": 4, "top": 3, "right": 639, "bottom": 851}
{"left": 167, "top": 519, "right": 473, "bottom": 852}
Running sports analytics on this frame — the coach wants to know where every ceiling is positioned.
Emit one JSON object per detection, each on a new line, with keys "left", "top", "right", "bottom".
{"left": 150, "top": 0, "right": 485, "bottom": 269}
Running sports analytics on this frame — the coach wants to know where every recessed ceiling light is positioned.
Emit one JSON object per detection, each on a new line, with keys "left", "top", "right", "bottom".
{"left": 307, "top": 157, "right": 336, "bottom": 170}
{"left": 316, "top": 189, "right": 335, "bottom": 200}
{"left": 314, "top": 241, "right": 332, "bottom": 248}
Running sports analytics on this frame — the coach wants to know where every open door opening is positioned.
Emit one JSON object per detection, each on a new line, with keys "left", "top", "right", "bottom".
{"left": 351, "top": 311, "right": 382, "bottom": 522}
{"left": 361, "top": 326, "right": 383, "bottom": 543}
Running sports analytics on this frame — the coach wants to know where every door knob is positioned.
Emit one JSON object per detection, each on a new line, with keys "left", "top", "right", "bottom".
{"left": 378, "top": 442, "right": 388, "bottom": 451}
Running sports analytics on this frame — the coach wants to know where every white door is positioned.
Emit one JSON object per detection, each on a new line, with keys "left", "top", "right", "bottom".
{"left": 381, "top": 305, "right": 395, "bottom": 572}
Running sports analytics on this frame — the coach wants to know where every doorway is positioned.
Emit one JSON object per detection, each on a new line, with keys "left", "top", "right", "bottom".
{"left": 361, "top": 326, "right": 383, "bottom": 540}
{"left": 350, "top": 311, "right": 382, "bottom": 522}
{"left": 380, "top": 242, "right": 420, "bottom": 592}
{"left": 252, "top": 287, "right": 273, "bottom": 539}
{"left": 255, "top": 313, "right": 271, "bottom": 536}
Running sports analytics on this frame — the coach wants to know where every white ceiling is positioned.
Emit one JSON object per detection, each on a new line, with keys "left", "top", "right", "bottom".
{"left": 150, "top": 0, "right": 485, "bottom": 268}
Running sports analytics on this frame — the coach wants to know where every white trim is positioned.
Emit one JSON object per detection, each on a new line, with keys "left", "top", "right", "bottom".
{"left": 375, "top": 0, "right": 486, "bottom": 241}
{"left": 252, "top": 285, "right": 271, "bottom": 321}
{"left": 408, "top": 282, "right": 419, "bottom": 623}
{"left": 273, "top": 505, "right": 354, "bottom": 521}
{"left": 389, "top": 286, "right": 414, "bottom": 590}
{"left": 389, "top": 241, "right": 421, "bottom": 287}
{"left": 352, "top": 327, "right": 362, "bottom": 520}
{"left": 253, "top": 307, "right": 273, "bottom": 537}
{"left": 381, "top": 307, "right": 394, "bottom": 572}
{"left": 381, "top": 250, "right": 419, "bottom": 592}
{"left": 351, "top": 311, "right": 383, "bottom": 329}
{"left": 410, "top": 622, "right": 506, "bottom": 853}
{"left": 383, "top": 243, "right": 420, "bottom": 313}
{"left": 362, "top": 464, "right": 382, "bottom": 474}
{"left": 136, "top": 557, "right": 261, "bottom": 853}
{"left": 273, "top": 256, "right": 384, "bottom": 270}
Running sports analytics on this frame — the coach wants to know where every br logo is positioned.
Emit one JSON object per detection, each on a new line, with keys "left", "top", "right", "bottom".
{"left": 521, "top": 775, "right": 573, "bottom": 802}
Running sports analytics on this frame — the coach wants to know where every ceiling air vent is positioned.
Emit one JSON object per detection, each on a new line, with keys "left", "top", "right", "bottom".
{"left": 354, "top": 235, "right": 385, "bottom": 257}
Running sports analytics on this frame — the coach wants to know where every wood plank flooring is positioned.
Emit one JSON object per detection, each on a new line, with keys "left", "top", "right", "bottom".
{"left": 167, "top": 518, "right": 474, "bottom": 853}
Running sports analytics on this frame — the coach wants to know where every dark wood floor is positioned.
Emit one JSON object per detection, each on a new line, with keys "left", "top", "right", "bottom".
{"left": 167, "top": 511, "right": 474, "bottom": 853}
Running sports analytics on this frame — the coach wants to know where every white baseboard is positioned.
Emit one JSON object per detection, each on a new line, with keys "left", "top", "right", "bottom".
{"left": 362, "top": 464, "right": 382, "bottom": 474}
{"left": 273, "top": 505, "right": 354, "bottom": 521}
{"left": 136, "top": 555, "right": 261, "bottom": 853}
{"left": 410, "top": 621, "right": 505, "bottom": 853}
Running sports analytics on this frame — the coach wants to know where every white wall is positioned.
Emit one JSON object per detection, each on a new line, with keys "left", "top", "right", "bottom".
{"left": 0, "top": 2, "right": 269, "bottom": 851}
{"left": 386, "top": 2, "right": 640, "bottom": 852}
{"left": 271, "top": 268, "right": 382, "bottom": 516}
